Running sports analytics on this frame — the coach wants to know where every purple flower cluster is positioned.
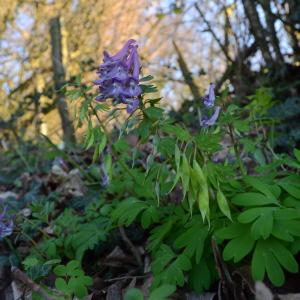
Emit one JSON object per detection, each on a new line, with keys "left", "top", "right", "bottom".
{"left": 0, "top": 205, "right": 13, "bottom": 239}
{"left": 200, "top": 83, "right": 220, "bottom": 127}
{"left": 95, "top": 39, "right": 142, "bottom": 113}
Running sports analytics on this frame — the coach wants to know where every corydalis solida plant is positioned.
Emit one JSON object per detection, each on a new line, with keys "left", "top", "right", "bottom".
{"left": 94, "top": 39, "right": 142, "bottom": 113}
{"left": 0, "top": 204, "right": 13, "bottom": 239}
{"left": 200, "top": 83, "right": 221, "bottom": 127}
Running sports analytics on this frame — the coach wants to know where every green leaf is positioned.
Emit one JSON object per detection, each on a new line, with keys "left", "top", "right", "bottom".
{"left": 294, "top": 149, "right": 300, "bottom": 162}
{"left": 174, "top": 217, "right": 208, "bottom": 263}
{"left": 148, "top": 284, "right": 176, "bottom": 300}
{"left": 216, "top": 223, "right": 249, "bottom": 240}
{"left": 161, "top": 124, "right": 190, "bottom": 142}
{"left": 232, "top": 193, "right": 278, "bottom": 206}
{"left": 55, "top": 278, "right": 68, "bottom": 293}
{"left": 141, "top": 84, "right": 158, "bottom": 94}
{"left": 151, "top": 245, "right": 175, "bottom": 274}
{"left": 244, "top": 176, "right": 280, "bottom": 201}
{"left": 250, "top": 210, "right": 273, "bottom": 239}
{"left": 265, "top": 251, "right": 285, "bottom": 286}
{"left": 148, "top": 220, "right": 174, "bottom": 251}
{"left": 66, "top": 260, "right": 80, "bottom": 274}
{"left": 71, "top": 225, "right": 107, "bottom": 261}
{"left": 111, "top": 198, "right": 148, "bottom": 226}
{"left": 272, "top": 219, "right": 300, "bottom": 241}
{"left": 53, "top": 265, "right": 66, "bottom": 277}
{"left": 279, "top": 182, "right": 300, "bottom": 199}
{"left": 141, "top": 206, "right": 160, "bottom": 229}
{"left": 124, "top": 288, "right": 144, "bottom": 300}
{"left": 195, "top": 133, "right": 221, "bottom": 153}
{"left": 238, "top": 207, "right": 275, "bottom": 223}
{"left": 271, "top": 241, "right": 298, "bottom": 273}
{"left": 251, "top": 238, "right": 297, "bottom": 287}
{"left": 144, "top": 107, "right": 163, "bottom": 120}
{"left": 174, "top": 144, "right": 181, "bottom": 170}
{"left": 180, "top": 154, "right": 190, "bottom": 199}
{"left": 193, "top": 161, "right": 209, "bottom": 221}
{"left": 152, "top": 246, "right": 192, "bottom": 287}
{"left": 27, "top": 264, "right": 51, "bottom": 281}
{"left": 251, "top": 240, "right": 265, "bottom": 281}
{"left": 223, "top": 232, "right": 255, "bottom": 263}
{"left": 188, "top": 258, "right": 212, "bottom": 293}
{"left": 216, "top": 189, "right": 232, "bottom": 220}
{"left": 140, "top": 75, "right": 154, "bottom": 82}
{"left": 274, "top": 208, "right": 300, "bottom": 220}
{"left": 22, "top": 256, "right": 39, "bottom": 268}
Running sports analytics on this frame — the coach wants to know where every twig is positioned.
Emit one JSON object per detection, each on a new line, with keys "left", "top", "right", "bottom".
{"left": 194, "top": 3, "right": 233, "bottom": 63}
{"left": 105, "top": 274, "right": 150, "bottom": 282}
{"left": 119, "top": 226, "right": 143, "bottom": 267}
{"left": 11, "top": 267, "right": 54, "bottom": 300}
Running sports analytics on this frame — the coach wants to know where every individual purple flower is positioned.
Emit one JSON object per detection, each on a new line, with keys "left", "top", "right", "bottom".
{"left": 203, "top": 83, "right": 215, "bottom": 108}
{"left": 94, "top": 39, "right": 142, "bottom": 113}
{"left": 200, "top": 106, "right": 221, "bottom": 127}
{"left": 100, "top": 163, "right": 110, "bottom": 187}
{"left": 199, "top": 83, "right": 220, "bottom": 128}
{"left": 0, "top": 206, "right": 13, "bottom": 239}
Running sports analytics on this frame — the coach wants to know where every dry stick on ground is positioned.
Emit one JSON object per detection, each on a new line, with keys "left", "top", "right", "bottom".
{"left": 119, "top": 226, "right": 143, "bottom": 267}
{"left": 11, "top": 267, "right": 54, "bottom": 300}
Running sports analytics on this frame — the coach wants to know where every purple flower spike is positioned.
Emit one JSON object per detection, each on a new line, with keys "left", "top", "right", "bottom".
{"left": 95, "top": 39, "right": 142, "bottom": 113}
{"left": 199, "top": 83, "right": 220, "bottom": 128}
{"left": 0, "top": 205, "right": 13, "bottom": 239}
{"left": 126, "top": 99, "right": 140, "bottom": 113}
{"left": 203, "top": 83, "right": 215, "bottom": 108}
{"left": 107, "top": 39, "right": 136, "bottom": 61}
{"left": 200, "top": 106, "right": 221, "bottom": 127}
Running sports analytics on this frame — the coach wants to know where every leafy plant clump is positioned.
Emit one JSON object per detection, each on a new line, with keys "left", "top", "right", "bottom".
{"left": 1, "top": 40, "right": 300, "bottom": 299}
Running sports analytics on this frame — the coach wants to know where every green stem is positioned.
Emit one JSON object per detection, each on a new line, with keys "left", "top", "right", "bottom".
{"left": 228, "top": 124, "right": 246, "bottom": 175}
{"left": 4, "top": 237, "right": 21, "bottom": 263}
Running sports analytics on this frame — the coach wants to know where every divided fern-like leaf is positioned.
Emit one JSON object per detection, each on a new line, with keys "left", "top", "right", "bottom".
{"left": 174, "top": 216, "right": 208, "bottom": 263}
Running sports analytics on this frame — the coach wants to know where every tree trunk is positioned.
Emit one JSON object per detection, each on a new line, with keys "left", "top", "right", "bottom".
{"left": 49, "top": 16, "right": 76, "bottom": 145}
{"left": 173, "top": 41, "right": 201, "bottom": 101}
{"left": 259, "top": 0, "right": 284, "bottom": 64}
{"left": 242, "top": 0, "right": 274, "bottom": 66}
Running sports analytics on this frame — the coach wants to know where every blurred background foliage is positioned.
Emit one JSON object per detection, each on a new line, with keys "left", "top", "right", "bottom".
{"left": 0, "top": 0, "right": 299, "bottom": 149}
